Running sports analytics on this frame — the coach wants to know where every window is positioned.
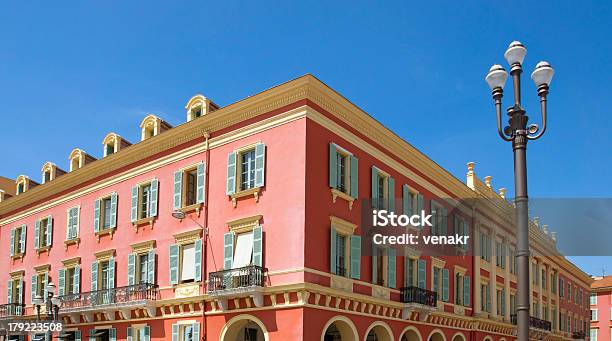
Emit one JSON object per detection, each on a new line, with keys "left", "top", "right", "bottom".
{"left": 35, "top": 216, "right": 53, "bottom": 249}
{"left": 169, "top": 236, "right": 203, "bottom": 285}
{"left": 510, "top": 294, "right": 516, "bottom": 314}
{"left": 9, "top": 225, "right": 26, "bottom": 257}
{"left": 542, "top": 269, "right": 546, "bottom": 289}
{"left": 7, "top": 277, "right": 24, "bottom": 314}
{"left": 16, "top": 182, "right": 24, "bottom": 194}
{"left": 226, "top": 143, "right": 266, "bottom": 197}
{"left": 173, "top": 163, "right": 206, "bottom": 210}
{"left": 66, "top": 268, "right": 75, "bottom": 294}
{"left": 373, "top": 244, "right": 395, "bottom": 288}
{"left": 330, "top": 218, "right": 361, "bottom": 280}
{"left": 480, "top": 232, "right": 491, "bottom": 262}
{"left": 131, "top": 180, "right": 158, "bottom": 223}
{"left": 335, "top": 234, "right": 347, "bottom": 276}
{"left": 568, "top": 282, "right": 571, "bottom": 301}
{"left": 375, "top": 247, "right": 386, "bottom": 286}
{"left": 497, "top": 289, "right": 504, "bottom": 316}
{"left": 91, "top": 254, "right": 115, "bottom": 302}
{"left": 432, "top": 264, "right": 449, "bottom": 302}
{"left": 592, "top": 309, "right": 598, "bottom": 321}
{"left": 105, "top": 144, "right": 115, "bottom": 156}
{"left": 496, "top": 241, "right": 506, "bottom": 268}
{"left": 100, "top": 260, "right": 110, "bottom": 290}
{"left": 58, "top": 265, "right": 80, "bottom": 296}
{"left": 66, "top": 206, "right": 80, "bottom": 240}
{"left": 44, "top": 171, "right": 51, "bottom": 183}
{"left": 509, "top": 248, "right": 516, "bottom": 274}
{"left": 102, "top": 198, "right": 112, "bottom": 228}
{"left": 371, "top": 167, "right": 393, "bottom": 210}
{"left": 430, "top": 201, "right": 447, "bottom": 236}
{"left": 455, "top": 273, "right": 464, "bottom": 305}
{"left": 139, "top": 253, "right": 149, "bottom": 284}
{"left": 481, "top": 283, "right": 490, "bottom": 312}
{"left": 591, "top": 293, "right": 597, "bottom": 305}
{"left": 129, "top": 325, "right": 150, "bottom": 341}
{"left": 406, "top": 258, "right": 417, "bottom": 287}
{"left": 590, "top": 328, "right": 597, "bottom": 341}
{"left": 87, "top": 328, "right": 115, "bottom": 341}
{"left": 94, "top": 193, "right": 117, "bottom": 233}
{"left": 551, "top": 272, "right": 557, "bottom": 293}
{"left": 71, "top": 158, "right": 80, "bottom": 171}
{"left": 172, "top": 323, "right": 200, "bottom": 341}
{"left": 560, "top": 278, "right": 564, "bottom": 297}
{"left": 128, "top": 243, "right": 156, "bottom": 286}
{"left": 329, "top": 144, "right": 358, "bottom": 198}
{"left": 31, "top": 272, "right": 49, "bottom": 301}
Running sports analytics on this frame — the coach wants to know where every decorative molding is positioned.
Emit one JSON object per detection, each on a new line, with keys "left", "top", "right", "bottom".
{"left": 61, "top": 257, "right": 81, "bottom": 268}
{"left": 173, "top": 228, "right": 202, "bottom": 245}
{"left": 330, "top": 216, "right": 357, "bottom": 235}
{"left": 227, "top": 215, "right": 262, "bottom": 234}
{"left": 330, "top": 189, "right": 355, "bottom": 210}
{"left": 10, "top": 270, "right": 25, "bottom": 279}
{"left": 94, "top": 249, "right": 116, "bottom": 261}
{"left": 130, "top": 240, "right": 156, "bottom": 254}
{"left": 34, "top": 264, "right": 51, "bottom": 273}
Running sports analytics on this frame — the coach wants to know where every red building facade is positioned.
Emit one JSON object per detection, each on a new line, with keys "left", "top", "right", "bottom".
{"left": 0, "top": 75, "right": 591, "bottom": 341}
{"left": 590, "top": 276, "right": 612, "bottom": 341}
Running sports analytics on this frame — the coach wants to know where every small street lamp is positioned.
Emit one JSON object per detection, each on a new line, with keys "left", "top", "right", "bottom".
{"left": 485, "top": 41, "right": 554, "bottom": 341}
{"left": 32, "top": 283, "right": 61, "bottom": 340}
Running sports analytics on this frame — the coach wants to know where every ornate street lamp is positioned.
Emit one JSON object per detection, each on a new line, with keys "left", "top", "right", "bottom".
{"left": 33, "top": 283, "right": 61, "bottom": 340}
{"left": 485, "top": 41, "right": 554, "bottom": 341}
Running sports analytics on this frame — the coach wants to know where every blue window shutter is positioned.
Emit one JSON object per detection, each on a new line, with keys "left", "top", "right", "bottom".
{"left": 149, "top": 179, "right": 158, "bottom": 217}
{"left": 486, "top": 286, "right": 491, "bottom": 312}
{"left": 89, "top": 329, "right": 96, "bottom": 341}
{"left": 254, "top": 143, "right": 266, "bottom": 188}
{"left": 194, "top": 239, "right": 202, "bottom": 282}
{"left": 402, "top": 185, "right": 410, "bottom": 215}
{"left": 7, "top": 280, "right": 12, "bottom": 304}
{"left": 34, "top": 219, "right": 40, "bottom": 250}
{"left": 173, "top": 170, "right": 183, "bottom": 209}
{"left": 196, "top": 162, "right": 206, "bottom": 204}
{"left": 329, "top": 143, "right": 338, "bottom": 188}
{"left": 127, "top": 327, "right": 133, "bottom": 341}
{"left": 109, "top": 328, "right": 116, "bottom": 341}
{"left": 127, "top": 253, "right": 136, "bottom": 286}
{"left": 74, "top": 330, "right": 81, "bottom": 341}
{"left": 74, "top": 265, "right": 80, "bottom": 294}
{"left": 417, "top": 194, "right": 424, "bottom": 228}
{"left": 388, "top": 248, "right": 396, "bottom": 289}
{"left": 417, "top": 259, "right": 426, "bottom": 289}
{"left": 464, "top": 276, "right": 470, "bottom": 306}
{"left": 130, "top": 185, "right": 138, "bottom": 222}
{"left": 350, "top": 155, "right": 359, "bottom": 198}
{"left": 441, "top": 208, "right": 447, "bottom": 236}
{"left": 442, "top": 268, "right": 449, "bottom": 301}
{"left": 147, "top": 249, "right": 155, "bottom": 284}
{"left": 350, "top": 235, "right": 361, "bottom": 279}
{"left": 91, "top": 262, "right": 98, "bottom": 291}
{"left": 172, "top": 324, "right": 179, "bottom": 341}
{"left": 19, "top": 225, "right": 26, "bottom": 254}
{"left": 226, "top": 152, "right": 237, "bottom": 195}
{"left": 46, "top": 216, "right": 53, "bottom": 247}
{"left": 192, "top": 323, "right": 200, "bottom": 341}
{"left": 108, "top": 257, "right": 115, "bottom": 288}
{"left": 252, "top": 225, "right": 263, "bottom": 267}
{"left": 93, "top": 199, "right": 101, "bottom": 233}
{"left": 110, "top": 193, "right": 118, "bottom": 228}
{"left": 371, "top": 246, "right": 377, "bottom": 283}
{"left": 388, "top": 177, "right": 395, "bottom": 212}
{"left": 43, "top": 273, "right": 49, "bottom": 301}
{"left": 330, "top": 227, "right": 337, "bottom": 274}
{"left": 223, "top": 232, "right": 235, "bottom": 270}
{"left": 9, "top": 229, "right": 15, "bottom": 256}
{"left": 58, "top": 268, "right": 66, "bottom": 296}
{"left": 31, "top": 275, "right": 37, "bottom": 303}
{"left": 169, "top": 244, "right": 179, "bottom": 285}
{"left": 501, "top": 289, "right": 506, "bottom": 313}
{"left": 433, "top": 268, "right": 439, "bottom": 293}
{"left": 144, "top": 325, "right": 150, "bottom": 341}
{"left": 371, "top": 167, "right": 378, "bottom": 207}
{"left": 430, "top": 200, "right": 437, "bottom": 235}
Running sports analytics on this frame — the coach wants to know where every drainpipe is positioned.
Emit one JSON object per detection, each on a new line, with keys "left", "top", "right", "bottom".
{"left": 202, "top": 130, "right": 211, "bottom": 341}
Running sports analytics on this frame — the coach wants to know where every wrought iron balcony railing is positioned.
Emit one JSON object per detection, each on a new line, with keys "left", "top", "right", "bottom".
{"left": 208, "top": 265, "right": 267, "bottom": 293}
{"left": 0, "top": 303, "right": 25, "bottom": 318}
{"left": 510, "top": 314, "right": 552, "bottom": 331}
{"left": 400, "top": 286, "right": 437, "bottom": 307}
{"left": 572, "top": 331, "right": 586, "bottom": 339}
{"left": 58, "top": 283, "right": 158, "bottom": 311}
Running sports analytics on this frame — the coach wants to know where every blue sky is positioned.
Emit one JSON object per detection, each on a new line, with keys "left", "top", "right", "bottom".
{"left": 0, "top": 1, "right": 610, "bottom": 274}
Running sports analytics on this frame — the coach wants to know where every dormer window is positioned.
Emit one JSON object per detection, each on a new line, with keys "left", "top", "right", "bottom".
{"left": 15, "top": 175, "right": 38, "bottom": 195}
{"left": 41, "top": 162, "right": 65, "bottom": 184}
{"left": 185, "top": 94, "right": 219, "bottom": 122}
{"left": 102, "top": 133, "right": 131, "bottom": 157}
{"left": 17, "top": 182, "right": 24, "bottom": 195}
{"left": 69, "top": 148, "right": 96, "bottom": 172}
{"left": 140, "top": 114, "right": 172, "bottom": 141}
{"left": 44, "top": 171, "right": 51, "bottom": 183}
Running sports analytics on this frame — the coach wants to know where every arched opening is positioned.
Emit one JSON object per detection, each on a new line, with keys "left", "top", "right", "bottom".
{"left": 400, "top": 327, "right": 422, "bottom": 341}
{"left": 221, "top": 315, "right": 268, "bottom": 341}
{"left": 451, "top": 333, "right": 466, "bottom": 341}
{"left": 320, "top": 316, "right": 358, "bottom": 341}
{"left": 363, "top": 322, "right": 393, "bottom": 341}
{"left": 427, "top": 330, "right": 445, "bottom": 341}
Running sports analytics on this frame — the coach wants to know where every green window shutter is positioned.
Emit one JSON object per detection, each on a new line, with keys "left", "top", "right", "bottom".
{"left": 91, "top": 262, "right": 98, "bottom": 291}
{"left": 127, "top": 327, "right": 133, "bottom": 341}
{"left": 17, "top": 280, "right": 23, "bottom": 305}
{"left": 417, "top": 194, "right": 424, "bottom": 228}
{"left": 89, "top": 329, "right": 96, "bottom": 341}
{"left": 93, "top": 199, "right": 101, "bottom": 233}
{"left": 433, "top": 268, "right": 439, "bottom": 293}
{"left": 46, "top": 216, "right": 53, "bottom": 246}
{"left": 252, "top": 225, "right": 263, "bottom": 267}
{"left": 329, "top": 143, "right": 338, "bottom": 188}
{"left": 223, "top": 232, "right": 235, "bottom": 269}
{"left": 144, "top": 325, "right": 151, "bottom": 341}
{"left": 31, "top": 275, "right": 37, "bottom": 303}
{"left": 371, "top": 167, "right": 378, "bottom": 207}
{"left": 194, "top": 239, "right": 202, "bottom": 282}
{"left": 417, "top": 259, "right": 426, "bottom": 289}
{"left": 149, "top": 179, "right": 159, "bottom": 217}
{"left": 130, "top": 185, "right": 138, "bottom": 222}
{"left": 464, "top": 276, "right": 470, "bottom": 306}
{"left": 7, "top": 280, "right": 12, "bottom": 304}
{"left": 169, "top": 244, "right": 179, "bottom": 285}
{"left": 254, "top": 143, "right": 266, "bottom": 187}
{"left": 109, "top": 328, "right": 116, "bottom": 341}
{"left": 330, "top": 227, "right": 337, "bottom": 274}
{"left": 127, "top": 253, "right": 136, "bottom": 286}
{"left": 226, "top": 151, "right": 237, "bottom": 195}
{"left": 388, "top": 248, "right": 396, "bottom": 289}
{"left": 110, "top": 192, "right": 118, "bottom": 228}
{"left": 350, "top": 235, "right": 361, "bottom": 279}
{"left": 147, "top": 249, "right": 155, "bottom": 284}
{"left": 173, "top": 170, "right": 183, "bottom": 209}
{"left": 43, "top": 273, "right": 49, "bottom": 301}
{"left": 108, "top": 257, "right": 115, "bottom": 288}
{"left": 58, "top": 268, "right": 66, "bottom": 296}
{"left": 501, "top": 289, "right": 506, "bottom": 313}
{"left": 74, "top": 265, "right": 80, "bottom": 294}
{"left": 196, "top": 162, "right": 206, "bottom": 204}
{"left": 34, "top": 219, "right": 40, "bottom": 250}
{"left": 486, "top": 286, "right": 491, "bottom": 312}
{"left": 74, "top": 330, "right": 81, "bottom": 341}
{"left": 192, "top": 323, "right": 200, "bottom": 341}
{"left": 402, "top": 185, "right": 411, "bottom": 215}
{"left": 441, "top": 208, "right": 447, "bottom": 236}
{"left": 349, "top": 155, "right": 359, "bottom": 198}
{"left": 9, "top": 228, "right": 15, "bottom": 256}
{"left": 442, "top": 268, "right": 449, "bottom": 301}
{"left": 388, "top": 177, "right": 395, "bottom": 212}
{"left": 371, "top": 246, "right": 377, "bottom": 283}
{"left": 67, "top": 208, "right": 74, "bottom": 239}
{"left": 172, "top": 324, "right": 179, "bottom": 341}
{"left": 430, "top": 200, "right": 437, "bottom": 235}
{"left": 19, "top": 225, "right": 26, "bottom": 254}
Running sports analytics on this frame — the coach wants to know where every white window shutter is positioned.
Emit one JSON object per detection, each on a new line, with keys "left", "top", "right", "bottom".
{"left": 147, "top": 249, "right": 155, "bottom": 284}
{"left": 194, "top": 239, "right": 202, "bottom": 282}
{"left": 58, "top": 268, "right": 65, "bottom": 296}
{"left": 329, "top": 143, "right": 338, "bottom": 188}
{"left": 34, "top": 219, "right": 40, "bottom": 250}
{"left": 169, "top": 244, "right": 179, "bottom": 285}
{"left": 127, "top": 253, "right": 136, "bottom": 286}
{"left": 74, "top": 265, "right": 80, "bottom": 294}
{"left": 252, "top": 225, "right": 263, "bottom": 267}
{"left": 9, "top": 229, "right": 15, "bottom": 256}
{"left": 46, "top": 216, "right": 53, "bottom": 247}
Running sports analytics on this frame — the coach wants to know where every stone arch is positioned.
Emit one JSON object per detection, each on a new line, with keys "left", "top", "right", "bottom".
{"left": 399, "top": 326, "right": 423, "bottom": 341}
{"left": 451, "top": 332, "right": 467, "bottom": 341}
{"left": 219, "top": 314, "right": 269, "bottom": 341}
{"left": 320, "top": 315, "right": 359, "bottom": 341}
{"left": 426, "top": 329, "right": 446, "bottom": 341}
{"left": 363, "top": 321, "right": 393, "bottom": 341}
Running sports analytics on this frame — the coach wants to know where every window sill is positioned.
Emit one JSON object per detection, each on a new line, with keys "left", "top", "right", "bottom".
{"left": 36, "top": 246, "right": 51, "bottom": 255}
{"left": 177, "top": 203, "right": 203, "bottom": 217}
{"left": 230, "top": 187, "right": 261, "bottom": 207}
{"left": 64, "top": 238, "right": 80, "bottom": 249}
{"left": 95, "top": 228, "right": 115, "bottom": 241}
{"left": 11, "top": 253, "right": 24, "bottom": 261}
{"left": 132, "top": 217, "right": 155, "bottom": 231}
{"left": 330, "top": 188, "right": 355, "bottom": 210}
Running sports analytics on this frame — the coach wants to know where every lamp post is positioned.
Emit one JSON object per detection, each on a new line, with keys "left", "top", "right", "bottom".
{"left": 33, "top": 283, "right": 61, "bottom": 340}
{"left": 485, "top": 41, "right": 554, "bottom": 341}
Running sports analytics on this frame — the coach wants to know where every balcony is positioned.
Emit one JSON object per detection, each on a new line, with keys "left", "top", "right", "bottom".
{"left": 510, "top": 314, "right": 552, "bottom": 340}
{"left": 208, "top": 265, "right": 267, "bottom": 310}
{"left": 400, "top": 286, "right": 438, "bottom": 320}
{"left": 0, "top": 303, "right": 25, "bottom": 318}
{"left": 58, "top": 283, "right": 158, "bottom": 321}
{"left": 572, "top": 331, "right": 586, "bottom": 340}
